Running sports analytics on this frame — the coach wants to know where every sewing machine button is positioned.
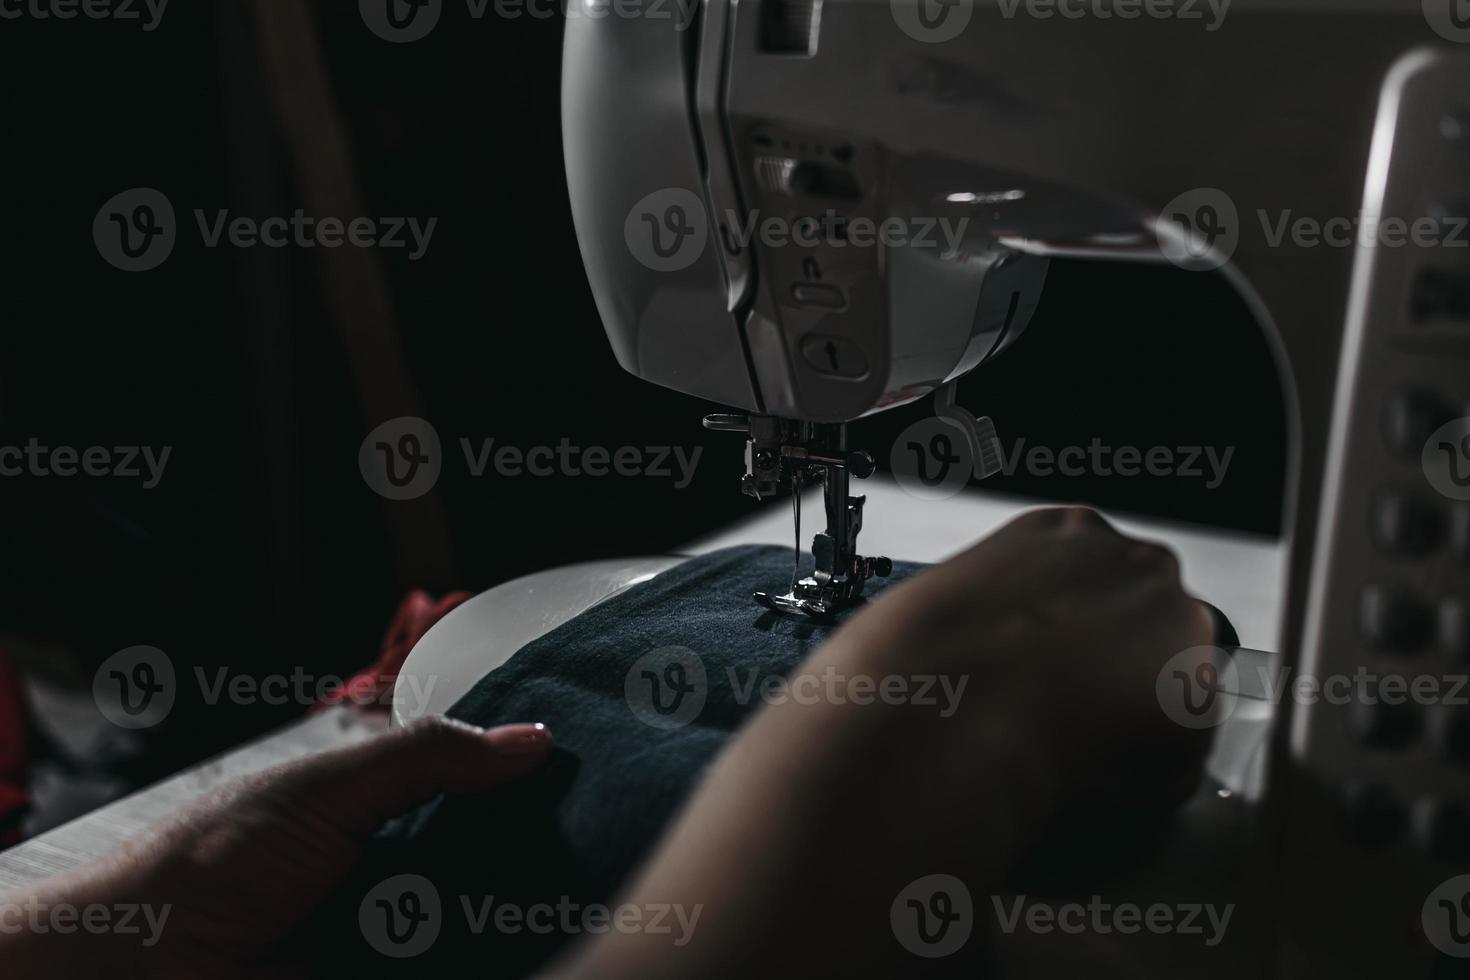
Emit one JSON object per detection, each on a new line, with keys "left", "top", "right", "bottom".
{"left": 1413, "top": 796, "right": 1470, "bottom": 862}
{"left": 1453, "top": 507, "right": 1470, "bottom": 564}
{"left": 720, "top": 224, "right": 744, "bottom": 256}
{"left": 1436, "top": 707, "right": 1470, "bottom": 766}
{"left": 1412, "top": 269, "right": 1470, "bottom": 323}
{"left": 791, "top": 283, "right": 847, "bottom": 310}
{"left": 1352, "top": 696, "right": 1422, "bottom": 750}
{"left": 1442, "top": 599, "right": 1470, "bottom": 662}
{"left": 799, "top": 333, "right": 868, "bottom": 378}
{"left": 1361, "top": 585, "right": 1434, "bottom": 655}
{"left": 1443, "top": 112, "right": 1470, "bottom": 144}
{"left": 1372, "top": 489, "right": 1444, "bottom": 557}
{"left": 1340, "top": 780, "right": 1404, "bottom": 848}
{"left": 1384, "top": 388, "right": 1454, "bottom": 459}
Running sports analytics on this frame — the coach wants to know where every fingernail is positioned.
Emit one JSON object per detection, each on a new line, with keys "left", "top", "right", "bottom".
{"left": 485, "top": 722, "right": 553, "bottom": 756}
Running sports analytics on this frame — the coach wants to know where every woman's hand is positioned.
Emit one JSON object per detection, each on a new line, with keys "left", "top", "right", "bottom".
{"left": 834, "top": 505, "right": 1220, "bottom": 821}
{"left": 0, "top": 508, "right": 1217, "bottom": 980}
{"left": 0, "top": 717, "right": 552, "bottom": 979}
{"left": 562, "top": 507, "right": 1217, "bottom": 980}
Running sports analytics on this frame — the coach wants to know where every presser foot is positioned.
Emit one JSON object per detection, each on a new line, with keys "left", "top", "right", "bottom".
{"left": 753, "top": 555, "right": 894, "bottom": 620}
{"left": 752, "top": 588, "right": 834, "bottom": 620}
{"left": 702, "top": 413, "right": 893, "bottom": 620}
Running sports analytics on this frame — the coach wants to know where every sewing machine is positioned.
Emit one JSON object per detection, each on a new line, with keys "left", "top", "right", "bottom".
{"left": 395, "top": 1, "right": 1470, "bottom": 975}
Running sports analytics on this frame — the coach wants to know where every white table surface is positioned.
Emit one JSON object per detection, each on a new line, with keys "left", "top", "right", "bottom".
{"left": 0, "top": 483, "right": 1286, "bottom": 888}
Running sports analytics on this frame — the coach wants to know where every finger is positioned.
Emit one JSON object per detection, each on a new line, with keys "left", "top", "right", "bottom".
{"left": 275, "top": 717, "right": 553, "bottom": 837}
{"left": 950, "top": 506, "right": 1110, "bottom": 571}
{"left": 1016, "top": 505, "right": 1120, "bottom": 535}
{"left": 1185, "top": 598, "right": 1220, "bottom": 651}
{"left": 1056, "top": 504, "right": 1119, "bottom": 534}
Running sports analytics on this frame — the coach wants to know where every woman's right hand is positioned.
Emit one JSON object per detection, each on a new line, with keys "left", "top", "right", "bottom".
{"left": 560, "top": 507, "right": 1218, "bottom": 980}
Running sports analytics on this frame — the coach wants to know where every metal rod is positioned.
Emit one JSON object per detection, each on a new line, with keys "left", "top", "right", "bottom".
{"left": 790, "top": 468, "right": 803, "bottom": 592}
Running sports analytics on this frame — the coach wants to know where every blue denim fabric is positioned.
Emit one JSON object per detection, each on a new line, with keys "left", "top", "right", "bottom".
{"left": 331, "top": 544, "right": 927, "bottom": 976}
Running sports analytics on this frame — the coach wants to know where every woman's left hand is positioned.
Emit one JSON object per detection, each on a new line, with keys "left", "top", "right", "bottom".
{"left": 0, "top": 716, "right": 552, "bottom": 979}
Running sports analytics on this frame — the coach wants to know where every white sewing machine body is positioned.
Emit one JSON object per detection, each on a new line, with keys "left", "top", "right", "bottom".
{"left": 401, "top": 3, "right": 1470, "bottom": 974}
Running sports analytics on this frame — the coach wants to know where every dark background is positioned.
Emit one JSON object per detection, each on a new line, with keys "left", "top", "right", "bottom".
{"left": 0, "top": 2, "right": 1286, "bottom": 780}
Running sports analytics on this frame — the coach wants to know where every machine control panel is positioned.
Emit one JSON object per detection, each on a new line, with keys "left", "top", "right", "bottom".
{"left": 1278, "top": 49, "right": 1470, "bottom": 978}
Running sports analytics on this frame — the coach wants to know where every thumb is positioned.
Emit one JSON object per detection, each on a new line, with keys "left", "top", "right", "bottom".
{"left": 271, "top": 717, "right": 554, "bottom": 838}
